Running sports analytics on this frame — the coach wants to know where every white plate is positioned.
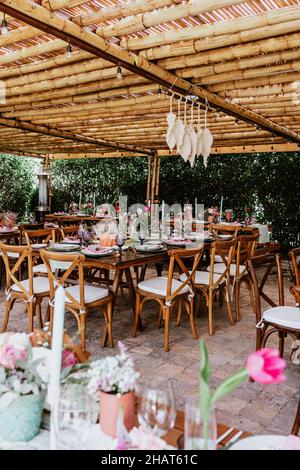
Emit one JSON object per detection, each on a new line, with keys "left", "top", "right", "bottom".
{"left": 48, "top": 243, "right": 80, "bottom": 252}
{"left": 218, "top": 234, "right": 232, "bottom": 240}
{"left": 135, "top": 244, "right": 165, "bottom": 252}
{"left": 230, "top": 435, "right": 286, "bottom": 450}
{"left": 31, "top": 243, "right": 48, "bottom": 249}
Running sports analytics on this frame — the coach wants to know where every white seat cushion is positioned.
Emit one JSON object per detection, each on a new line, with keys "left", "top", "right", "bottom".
{"left": 214, "top": 255, "right": 223, "bottom": 263}
{"left": 8, "top": 252, "right": 20, "bottom": 259}
{"left": 138, "top": 277, "right": 189, "bottom": 297}
{"left": 262, "top": 306, "right": 300, "bottom": 330}
{"left": 65, "top": 285, "right": 109, "bottom": 304}
{"left": 11, "top": 277, "right": 50, "bottom": 294}
{"left": 180, "top": 271, "right": 221, "bottom": 285}
{"left": 208, "top": 263, "right": 246, "bottom": 277}
{"left": 33, "top": 261, "right": 72, "bottom": 274}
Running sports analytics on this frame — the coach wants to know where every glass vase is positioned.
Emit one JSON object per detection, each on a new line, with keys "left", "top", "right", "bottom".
{"left": 184, "top": 396, "right": 217, "bottom": 450}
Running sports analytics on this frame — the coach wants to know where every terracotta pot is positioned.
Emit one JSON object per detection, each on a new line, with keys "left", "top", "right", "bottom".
{"left": 99, "top": 391, "right": 135, "bottom": 438}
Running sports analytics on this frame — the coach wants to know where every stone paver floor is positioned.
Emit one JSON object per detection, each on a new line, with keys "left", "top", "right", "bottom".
{"left": 0, "top": 261, "right": 299, "bottom": 436}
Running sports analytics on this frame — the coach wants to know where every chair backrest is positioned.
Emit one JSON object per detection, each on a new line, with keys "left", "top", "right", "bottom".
{"left": 166, "top": 246, "right": 204, "bottom": 303}
{"left": 289, "top": 247, "right": 300, "bottom": 286}
{"left": 60, "top": 225, "right": 79, "bottom": 240}
{"left": 24, "top": 228, "right": 55, "bottom": 245}
{"left": 40, "top": 249, "right": 86, "bottom": 311}
{"left": 0, "top": 242, "right": 34, "bottom": 300}
{"left": 236, "top": 233, "right": 259, "bottom": 268}
{"left": 246, "top": 253, "right": 284, "bottom": 322}
{"left": 211, "top": 224, "right": 239, "bottom": 237}
{"left": 19, "top": 223, "right": 44, "bottom": 232}
{"left": 209, "top": 238, "right": 237, "bottom": 287}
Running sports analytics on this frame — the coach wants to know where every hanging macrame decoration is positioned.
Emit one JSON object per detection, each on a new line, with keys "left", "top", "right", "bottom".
{"left": 196, "top": 105, "right": 203, "bottom": 158}
{"left": 179, "top": 98, "right": 192, "bottom": 162}
{"left": 166, "top": 94, "right": 176, "bottom": 151}
{"left": 188, "top": 104, "right": 197, "bottom": 168}
{"left": 201, "top": 109, "right": 213, "bottom": 168}
{"left": 174, "top": 98, "right": 185, "bottom": 153}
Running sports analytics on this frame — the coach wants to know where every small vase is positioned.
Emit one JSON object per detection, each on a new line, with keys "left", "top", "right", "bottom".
{"left": 0, "top": 394, "right": 44, "bottom": 442}
{"left": 99, "top": 390, "right": 135, "bottom": 438}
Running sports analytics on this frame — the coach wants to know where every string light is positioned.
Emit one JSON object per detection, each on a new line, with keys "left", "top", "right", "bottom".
{"left": 1, "top": 14, "right": 8, "bottom": 36}
{"left": 66, "top": 44, "right": 72, "bottom": 58}
{"left": 117, "top": 65, "right": 122, "bottom": 80}
{"left": 256, "top": 125, "right": 260, "bottom": 132}
{"left": 235, "top": 118, "right": 239, "bottom": 126}
{"left": 157, "top": 86, "right": 162, "bottom": 99}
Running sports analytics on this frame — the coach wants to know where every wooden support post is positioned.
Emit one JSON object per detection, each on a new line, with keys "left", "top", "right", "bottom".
{"left": 146, "top": 155, "right": 153, "bottom": 203}
{"left": 150, "top": 155, "right": 158, "bottom": 204}
{"left": 155, "top": 155, "right": 161, "bottom": 199}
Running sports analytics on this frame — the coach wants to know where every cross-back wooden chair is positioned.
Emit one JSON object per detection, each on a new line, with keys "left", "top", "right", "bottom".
{"left": 191, "top": 239, "right": 237, "bottom": 336}
{"left": 40, "top": 249, "right": 113, "bottom": 351}
{"left": 246, "top": 253, "right": 300, "bottom": 355}
{"left": 289, "top": 247, "right": 300, "bottom": 286}
{"left": 0, "top": 242, "right": 50, "bottom": 332}
{"left": 210, "top": 224, "right": 239, "bottom": 238}
{"left": 24, "top": 228, "right": 56, "bottom": 245}
{"left": 134, "top": 246, "right": 204, "bottom": 352}
{"left": 59, "top": 225, "right": 80, "bottom": 241}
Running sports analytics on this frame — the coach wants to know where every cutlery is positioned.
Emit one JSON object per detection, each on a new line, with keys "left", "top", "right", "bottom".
{"left": 216, "top": 427, "right": 234, "bottom": 444}
{"left": 225, "top": 430, "right": 243, "bottom": 446}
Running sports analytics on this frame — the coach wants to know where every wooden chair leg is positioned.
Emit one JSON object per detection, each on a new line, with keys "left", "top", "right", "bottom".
{"left": 79, "top": 315, "right": 86, "bottom": 350}
{"left": 176, "top": 299, "right": 182, "bottom": 326}
{"left": 163, "top": 306, "right": 171, "bottom": 352}
{"left": 291, "top": 394, "right": 300, "bottom": 435}
{"left": 158, "top": 306, "right": 163, "bottom": 328}
{"left": 225, "top": 281, "right": 235, "bottom": 325}
{"left": 279, "top": 331, "right": 285, "bottom": 358}
{"left": 1, "top": 299, "right": 12, "bottom": 332}
{"left": 27, "top": 302, "right": 34, "bottom": 332}
{"left": 235, "top": 280, "right": 241, "bottom": 321}
{"left": 103, "top": 302, "right": 114, "bottom": 348}
{"left": 133, "top": 292, "right": 141, "bottom": 337}
{"left": 208, "top": 290, "right": 214, "bottom": 336}
{"left": 187, "top": 300, "right": 198, "bottom": 339}
{"left": 36, "top": 300, "right": 43, "bottom": 329}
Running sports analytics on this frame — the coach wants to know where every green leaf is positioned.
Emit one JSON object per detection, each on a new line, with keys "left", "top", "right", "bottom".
{"left": 211, "top": 369, "right": 248, "bottom": 404}
{"left": 199, "top": 340, "right": 211, "bottom": 383}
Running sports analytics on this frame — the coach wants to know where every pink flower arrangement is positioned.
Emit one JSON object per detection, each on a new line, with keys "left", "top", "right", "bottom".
{"left": 62, "top": 349, "right": 78, "bottom": 369}
{"left": 0, "top": 344, "right": 27, "bottom": 369}
{"left": 246, "top": 348, "right": 286, "bottom": 384}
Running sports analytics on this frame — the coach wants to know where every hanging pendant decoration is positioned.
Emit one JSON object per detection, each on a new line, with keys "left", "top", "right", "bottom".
{"left": 196, "top": 105, "right": 203, "bottom": 158}
{"left": 188, "top": 103, "right": 197, "bottom": 168}
{"left": 180, "top": 98, "right": 192, "bottom": 162}
{"left": 202, "top": 109, "right": 213, "bottom": 168}
{"left": 174, "top": 97, "right": 185, "bottom": 153}
{"left": 166, "top": 93, "right": 176, "bottom": 151}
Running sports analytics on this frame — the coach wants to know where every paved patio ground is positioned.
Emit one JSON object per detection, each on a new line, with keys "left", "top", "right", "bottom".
{"left": 0, "top": 260, "right": 299, "bottom": 436}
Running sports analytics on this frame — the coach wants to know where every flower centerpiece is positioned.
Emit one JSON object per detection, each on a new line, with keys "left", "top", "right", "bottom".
{"left": 69, "top": 202, "right": 78, "bottom": 215}
{"left": 79, "top": 202, "right": 94, "bottom": 216}
{"left": 87, "top": 342, "right": 140, "bottom": 438}
{"left": 194, "top": 340, "right": 286, "bottom": 450}
{"left": 225, "top": 208, "right": 233, "bottom": 223}
{"left": 0, "top": 333, "right": 48, "bottom": 442}
{"left": 0, "top": 211, "right": 18, "bottom": 229}
{"left": 205, "top": 207, "right": 219, "bottom": 224}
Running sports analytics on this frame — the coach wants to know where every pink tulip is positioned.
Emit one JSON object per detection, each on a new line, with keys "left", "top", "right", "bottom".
{"left": 62, "top": 349, "right": 78, "bottom": 369}
{"left": 0, "top": 345, "right": 27, "bottom": 369}
{"left": 246, "top": 348, "right": 286, "bottom": 384}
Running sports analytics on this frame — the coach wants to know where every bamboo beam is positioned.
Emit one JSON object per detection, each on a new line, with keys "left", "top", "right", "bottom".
{"left": 95, "top": 0, "right": 247, "bottom": 39}
{"left": 73, "top": 0, "right": 177, "bottom": 26}
{"left": 0, "top": 117, "right": 153, "bottom": 156}
{"left": 1, "top": 0, "right": 299, "bottom": 145}
{"left": 120, "top": 5, "right": 300, "bottom": 50}
{"left": 41, "top": 0, "right": 86, "bottom": 10}
{"left": 141, "top": 20, "right": 300, "bottom": 61}
{"left": 0, "top": 38, "right": 67, "bottom": 65}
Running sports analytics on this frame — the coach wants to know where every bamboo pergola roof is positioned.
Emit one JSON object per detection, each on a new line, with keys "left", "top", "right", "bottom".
{"left": 0, "top": 0, "right": 300, "bottom": 159}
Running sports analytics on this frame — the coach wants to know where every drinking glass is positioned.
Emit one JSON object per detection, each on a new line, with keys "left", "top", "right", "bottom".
{"left": 116, "top": 233, "right": 125, "bottom": 255}
{"left": 138, "top": 228, "right": 147, "bottom": 246}
{"left": 184, "top": 396, "right": 217, "bottom": 450}
{"left": 137, "top": 381, "right": 176, "bottom": 437}
{"left": 53, "top": 383, "right": 94, "bottom": 450}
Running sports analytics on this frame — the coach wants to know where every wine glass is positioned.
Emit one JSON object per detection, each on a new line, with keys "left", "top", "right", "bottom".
{"left": 53, "top": 383, "right": 95, "bottom": 450}
{"left": 137, "top": 381, "right": 176, "bottom": 437}
{"left": 82, "top": 229, "right": 91, "bottom": 247}
{"left": 138, "top": 228, "right": 147, "bottom": 246}
{"left": 116, "top": 233, "right": 126, "bottom": 255}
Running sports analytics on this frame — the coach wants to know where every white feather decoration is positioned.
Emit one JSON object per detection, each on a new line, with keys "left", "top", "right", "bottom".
{"left": 201, "top": 109, "right": 213, "bottom": 167}
{"left": 174, "top": 99, "right": 185, "bottom": 153}
{"left": 166, "top": 94, "right": 176, "bottom": 151}
{"left": 196, "top": 106, "right": 203, "bottom": 157}
{"left": 188, "top": 105, "right": 197, "bottom": 168}
{"left": 179, "top": 99, "right": 191, "bottom": 162}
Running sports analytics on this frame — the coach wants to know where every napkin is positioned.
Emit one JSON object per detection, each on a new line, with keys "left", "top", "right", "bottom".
{"left": 282, "top": 435, "right": 300, "bottom": 450}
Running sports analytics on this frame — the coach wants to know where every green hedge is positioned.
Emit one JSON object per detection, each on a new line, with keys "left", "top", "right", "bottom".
{"left": 50, "top": 153, "right": 300, "bottom": 250}
{"left": 0, "top": 152, "right": 299, "bottom": 250}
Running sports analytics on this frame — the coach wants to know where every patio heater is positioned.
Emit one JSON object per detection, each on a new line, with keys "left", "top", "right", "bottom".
{"left": 36, "top": 169, "right": 50, "bottom": 222}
